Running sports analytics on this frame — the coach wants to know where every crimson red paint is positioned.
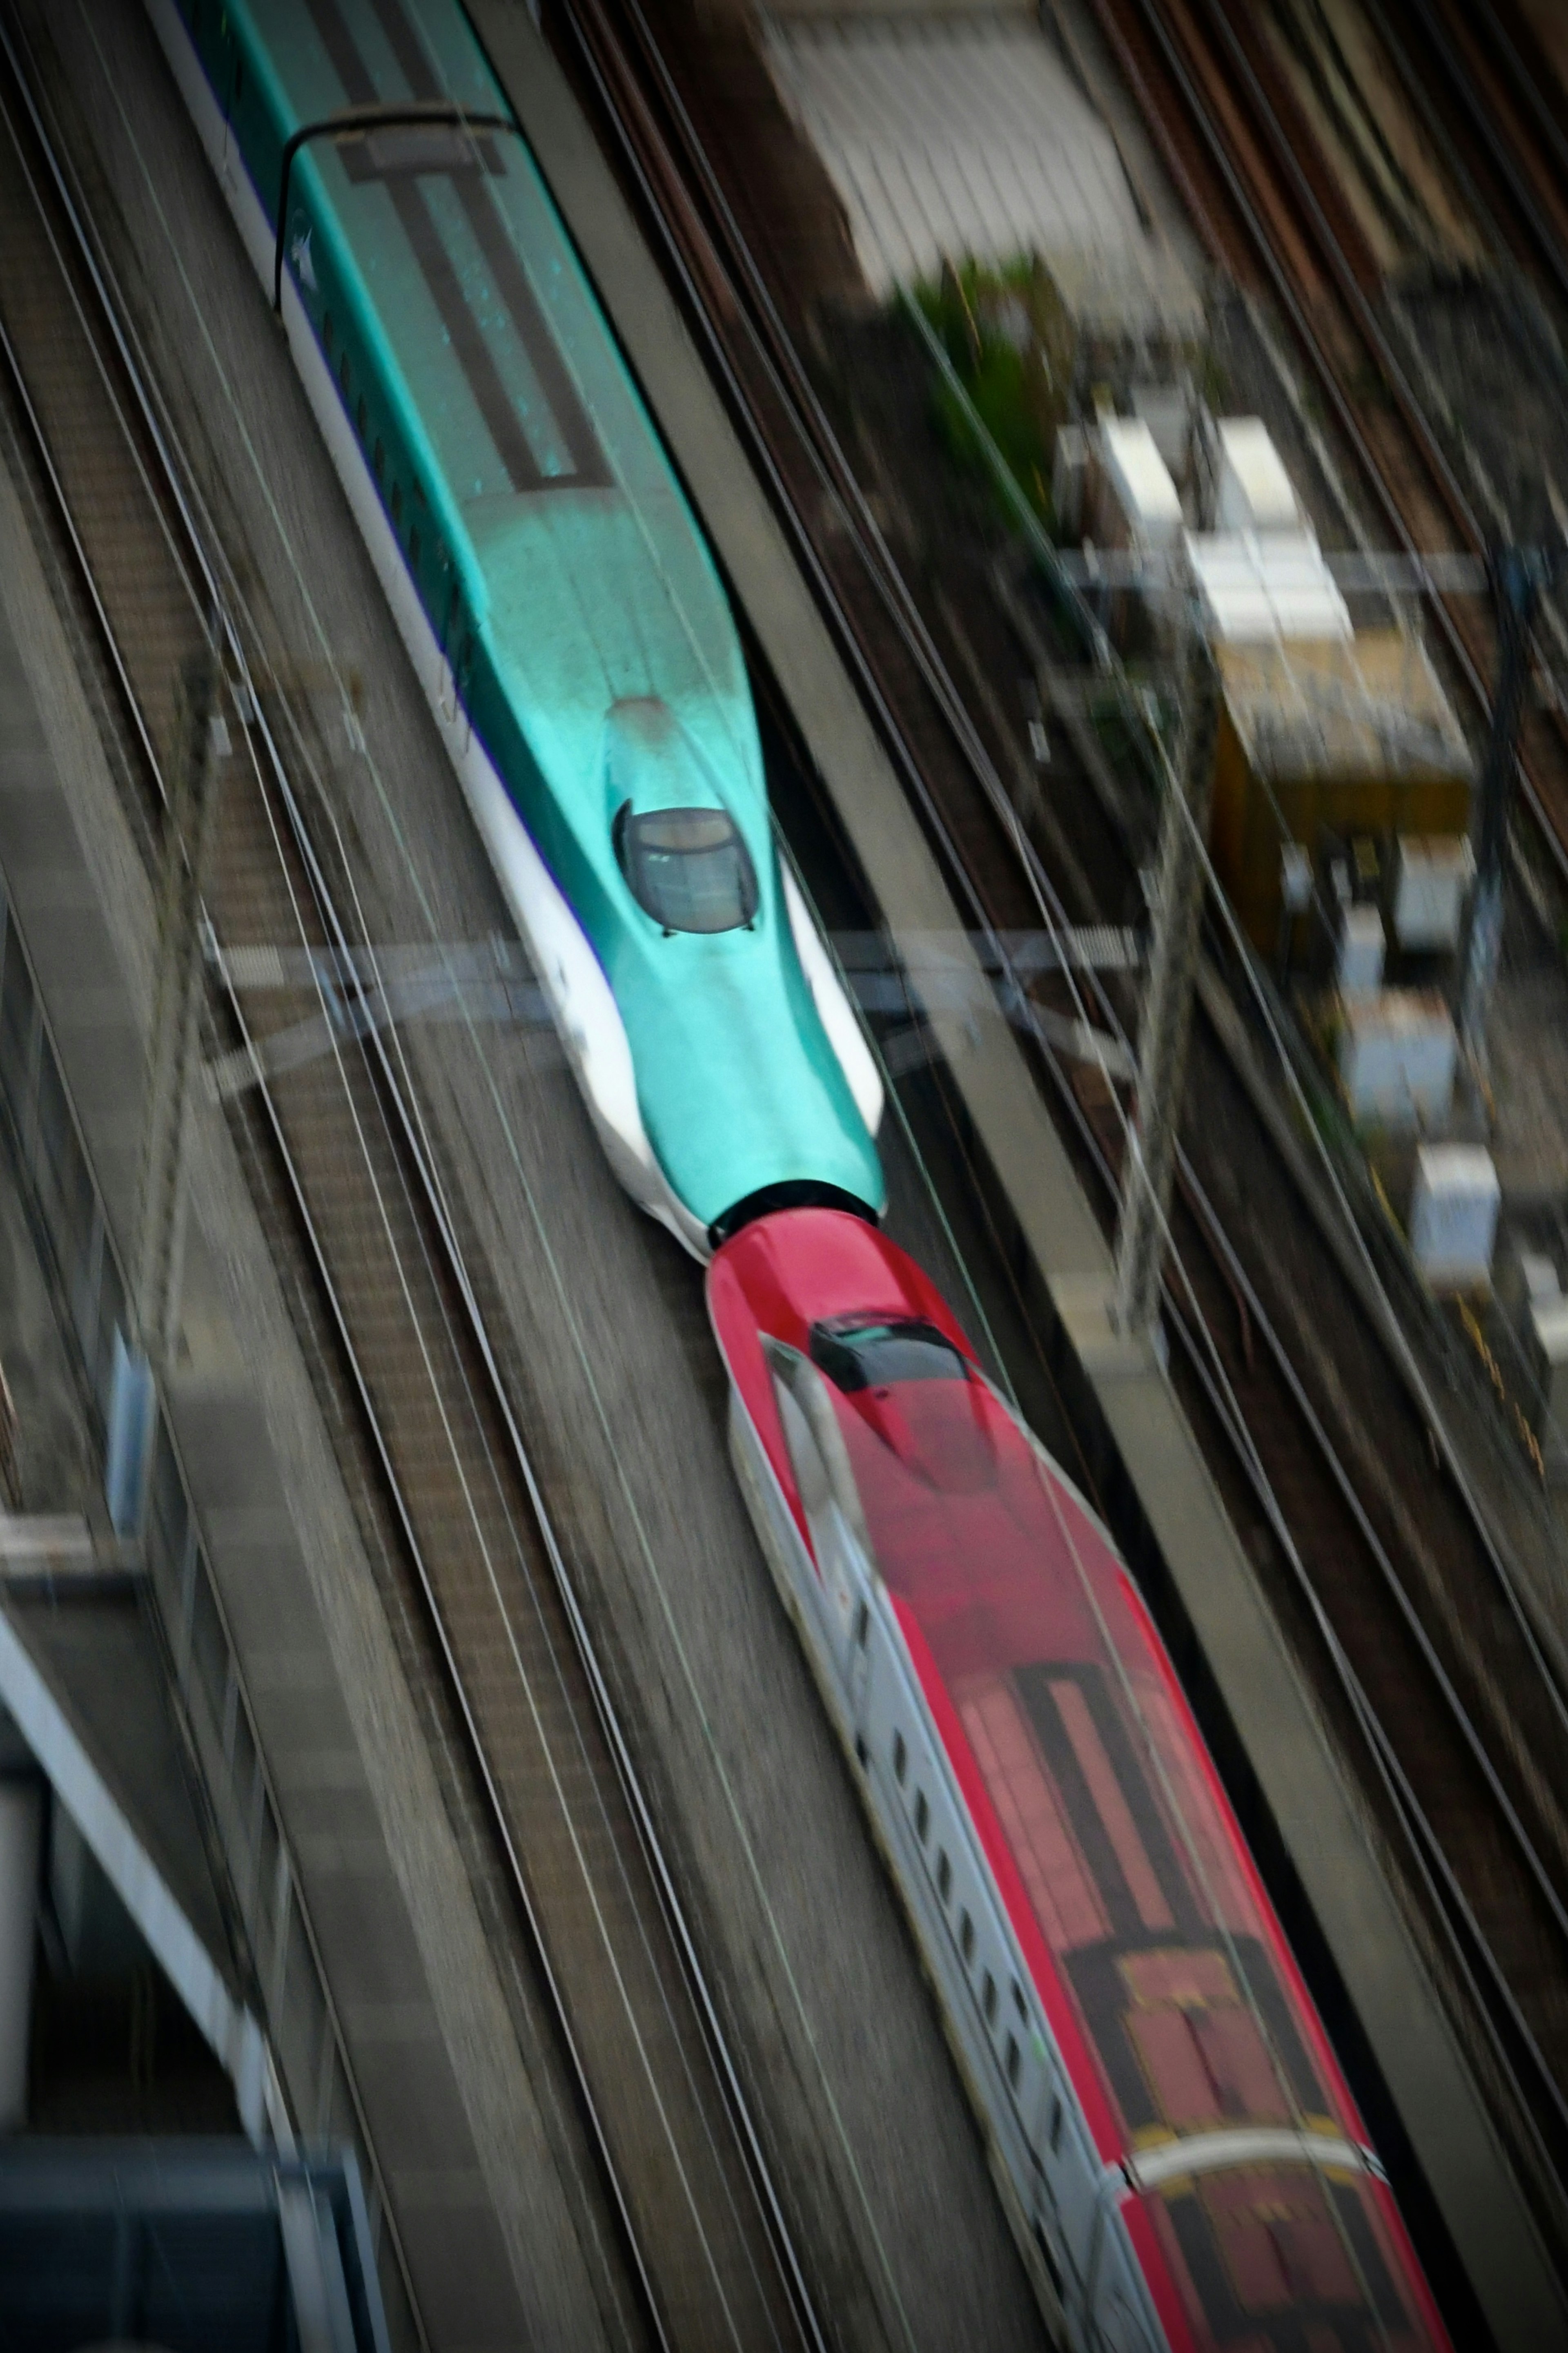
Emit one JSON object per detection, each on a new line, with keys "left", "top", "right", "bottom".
{"left": 710, "top": 1208, "right": 1448, "bottom": 2351}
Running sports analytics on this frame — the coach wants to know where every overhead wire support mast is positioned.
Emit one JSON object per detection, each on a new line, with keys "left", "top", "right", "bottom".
{"left": 1457, "top": 542, "right": 1562, "bottom": 1077}
{"left": 1114, "top": 624, "right": 1218, "bottom": 1340}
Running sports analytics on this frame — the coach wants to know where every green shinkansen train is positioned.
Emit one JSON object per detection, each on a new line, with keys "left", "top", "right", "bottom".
{"left": 149, "top": 0, "right": 884, "bottom": 1253}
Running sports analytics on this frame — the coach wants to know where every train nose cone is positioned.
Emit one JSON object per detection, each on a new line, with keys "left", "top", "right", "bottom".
{"left": 625, "top": 939, "right": 886, "bottom": 1234}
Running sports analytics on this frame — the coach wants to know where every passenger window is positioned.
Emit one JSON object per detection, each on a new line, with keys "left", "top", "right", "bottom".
{"left": 356, "top": 394, "right": 368, "bottom": 441}
{"left": 853, "top": 1597, "right": 869, "bottom": 1648}
{"left": 983, "top": 1974, "right": 997, "bottom": 2026}
{"left": 914, "top": 1791, "right": 929, "bottom": 1844}
{"left": 935, "top": 1850, "right": 951, "bottom": 1904}
{"left": 612, "top": 803, "right": 758, "bottom": 936}
{"left": 959, "top": 1911, "right": 974, "bottom": 1964}
{"left": 1049, "top": 2094, "right": 1063, "bottom": 2153}
{"left": 893, "top": 1732, "right": 906, "bottom": 1785}
{"left": 1012, "top": 1980, "right": 1027, "bottom": 2025}
{"left": 1006, "top": 2036, "right": 1021, "bottom": 2092}
{"left": 390, "top": 481, "right": 402, "bottom": 526}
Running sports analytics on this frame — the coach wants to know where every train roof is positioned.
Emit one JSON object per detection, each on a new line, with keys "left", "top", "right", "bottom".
{"left": 221, "top": 0, "right": 884, "bottom": 1227}
{"left": 710, "top": 1210, "right": 1447, "bottom": 2350}
{"left": 246, "top": 0, "right": 760, "bottom": 815}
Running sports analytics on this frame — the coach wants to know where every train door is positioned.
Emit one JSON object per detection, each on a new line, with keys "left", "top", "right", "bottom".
{"left": 438, "top": 587, "right": 473, "bottom": 756}
{"left": 847, "top": 1592, "right": 872, "bottom": 1734}
{"left": 1019, "top": 2077, "right": 1101, "bottom": 2346}
{"left": 439, "top": 581, "right": 460, "bottom": 723}
{"left": 454, "top": 632, "right": 474, "bottom": 758}
{"left": 1029, "top": 2078, "right": 1080, "bottom": 2304}
{"left": 1084, "top": 2191, "right": 1160, "bottom": 2353}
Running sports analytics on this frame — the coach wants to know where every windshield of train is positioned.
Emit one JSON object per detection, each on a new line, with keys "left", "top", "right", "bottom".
{"left": 614, "top": 805, "right": 758, "bottom": 933}
{"left": 810, "top": 1318, "right": 968, "bottom": 1392}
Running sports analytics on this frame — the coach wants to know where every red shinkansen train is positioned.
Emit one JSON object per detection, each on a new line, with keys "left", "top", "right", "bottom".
{"left": 709, "top": 1208, "right": 1448, "bottom": 2352}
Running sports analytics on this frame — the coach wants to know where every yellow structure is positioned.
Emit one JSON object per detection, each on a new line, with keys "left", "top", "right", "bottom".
{"left": 1209, "top": 630, "right": 1473, "bottom": 949}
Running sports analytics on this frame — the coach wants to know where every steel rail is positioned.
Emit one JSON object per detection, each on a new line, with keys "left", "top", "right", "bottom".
{"left": 0, "top": 70, "right": 429, "bottom": 2351}
{"left": 0, "top": 49, "right": 666, "bottom": 2345}
{"left": 1348, "top": 3, "right": 1568, "bottom": 708}
{"left": 1398, "top": 0, "right": 1568, "bottom": 306}
{"left": 0, "top": 308, "right": 163, "bottom": 812}
{"left": 546, "top": 0, "right": 1568, "bottom": 2221}
{"left": 0, "top": 20, "right": 826, "bottom": 2348}
{"left": 1087, "top": 0, "right": 1568, "bottom": 890}
{"left": 1075, "top": 0, "right": 1568, "bottom": 1664}
{"left": 276, "top": 687, "right": 829, "bottom": 2353}
{"left": 1481, "top": 0, "right": 1568, "bottom": 187}
{"left": 1194, "top": 0, "right": 1482, "bottom": 544}
{"left": 1161, "top": 1208, "right": 1568, "bottom": 2200}
{"left": 1172, "top": 1142, "right": 1568, "bottom": 2157}
{"left": 218, "top": 775, "right": 663, "bottom": 2337}
{"left": 559, "top": 0, "right": 1568, "bottom": 1740}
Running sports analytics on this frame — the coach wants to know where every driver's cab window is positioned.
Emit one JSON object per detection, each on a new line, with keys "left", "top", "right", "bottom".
{"left": 612, "top": 803, "right": 757, "bottom": 934}
{"left": 604, "top": 696, "right": 759, "bottom": 936}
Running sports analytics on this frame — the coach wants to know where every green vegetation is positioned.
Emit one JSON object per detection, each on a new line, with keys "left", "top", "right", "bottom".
{"left": 914, "top": 256, "right": 1075, "bottom": 525}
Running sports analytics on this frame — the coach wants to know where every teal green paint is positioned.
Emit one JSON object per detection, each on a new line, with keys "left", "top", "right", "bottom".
{"left": 203, "top": 0, "right": 884, "bottom": 1228}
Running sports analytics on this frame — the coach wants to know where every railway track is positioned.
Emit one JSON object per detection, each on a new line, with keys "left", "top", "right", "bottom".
{"left": 1366, "top": 0, "right": 1568, "bottom": 314}
{"left": 545, "top": 0, "right": 1568, "bottom": 2282}
{"left": 0, "top": 23, "right": 825, "bottom": 2352}
{"left": 1088, "top": 0, "right": 1568, "bottom": 882}
{"left": 1358, "top": 0, "right": 1568, "bottom": 689}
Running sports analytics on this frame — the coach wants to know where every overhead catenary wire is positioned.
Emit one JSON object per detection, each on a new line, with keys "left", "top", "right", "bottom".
{"left": 599, "top": 0, "right": 1568, "bottom": 1787}
{"left": 31, "top": 6, "right": 973, "bottom": 2341}
{"left": 906, "top": 239, "right": 1568, "bottom": 1743}
{"left": 0, "top": 13, "right": 833, "bottom": 2346}
{"left": 36, "top": 0, "right": 1568, "bottom": 2277}
{"left": 61, "top": 0, "right": 1429, "bottom": 2324}
{"left": 549, "top": 0, "right": 1568, "bottom": 2229}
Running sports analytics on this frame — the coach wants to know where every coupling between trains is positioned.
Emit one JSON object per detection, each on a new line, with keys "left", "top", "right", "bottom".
{"left": 151, "top": 0, "right": 1453, "bottom": 2342}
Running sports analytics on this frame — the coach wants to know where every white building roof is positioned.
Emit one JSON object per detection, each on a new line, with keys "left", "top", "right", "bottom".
{"left": 1100, "top": 418, "right": 1184, "bottom": 550}
{"left": 1415, "top": 1144, "right": 1501, "bottom": 1201}
{"left": 1187, "top": 530, "right": 1353, "bottom": 644}
{"left": 760, "top": 11, "right": 1201, "bottom": 326}
{"left": 1214, "top": 418, "right": 1305, "bottom": 534}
